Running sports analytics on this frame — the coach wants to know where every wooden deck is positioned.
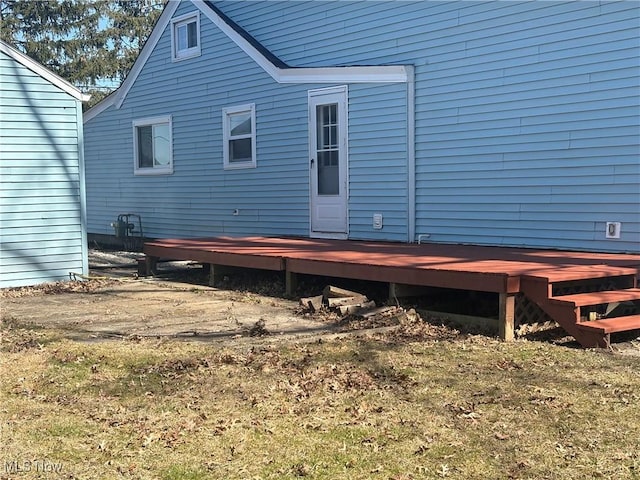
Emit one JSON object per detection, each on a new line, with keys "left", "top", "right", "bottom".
{"left": 144, "top": 236, "right": 640, "bottom": 347}
{"left": 144, "top": 236, "right": 640, "bottom": 291}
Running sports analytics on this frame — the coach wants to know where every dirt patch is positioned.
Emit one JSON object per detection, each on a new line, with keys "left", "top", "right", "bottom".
{"left": 1, "top": 249, "right": 639, "bottom": 356}
{"left": 0, "top": 277, "right": 333, "bottom": 342}
{"left": 0, "top": 250, "right": 407, "bottom": 345}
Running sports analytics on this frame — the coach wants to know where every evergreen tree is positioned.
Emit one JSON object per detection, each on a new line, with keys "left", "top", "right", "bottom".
{"left": 0, "top": 0, "right": 165, "bottom": 107}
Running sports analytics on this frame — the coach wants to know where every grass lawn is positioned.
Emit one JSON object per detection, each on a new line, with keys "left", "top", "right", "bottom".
{"left": 1, "top": 316, "right": 639, "bottom": 480}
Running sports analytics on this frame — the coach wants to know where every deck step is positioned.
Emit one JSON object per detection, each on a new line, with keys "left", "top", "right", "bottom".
{"left": 527, "top": 267, "right": 638, "bottom": 283}
{"left": 522, "top": 270, "right": 640, "bottom": 347}
{"left": 549, "top": 288, "right": 640, "bottom": 307}
{"left": 577, "top": 315, "right": 640, "bottom": 335}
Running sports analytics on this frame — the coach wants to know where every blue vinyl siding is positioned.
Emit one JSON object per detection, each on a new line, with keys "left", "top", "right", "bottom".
{"left": 85, "top": 0, "right": 639, "bottom": 252}
{"left": 0, "top": 51, "right": 88, "bottom": 288}
{"left": 84, "top": 1, "right": 409, "bottom": 241}
{"left": 85, "top": 2, "right": 310, "bottom": 239}
{"left": 348, "top": 83, "right": 408, "bottom": 241}
{"left": 215, "top": 0, "right": 639, "bottom": 252}
{"left": 410, "top": 0, "right": 640, "bottom": 251}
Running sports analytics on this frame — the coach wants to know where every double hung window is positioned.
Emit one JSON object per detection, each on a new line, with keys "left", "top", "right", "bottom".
{"left": 223, "top": 104, "right": 256, "bottom": 169}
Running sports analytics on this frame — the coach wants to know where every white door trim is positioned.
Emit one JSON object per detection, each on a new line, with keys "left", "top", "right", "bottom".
{"left": 308, "top": 85, "right": 349, "bottom": 239}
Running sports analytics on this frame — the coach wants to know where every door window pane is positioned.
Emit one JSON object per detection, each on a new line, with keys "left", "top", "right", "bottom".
{"left": 318, "top": 151, "right": 339, "bottom": 195}
{"left": 317, "top": 104, "right": 337, "bottom": 149}
{"left": 316, "top": 103, "right": 339, "bottom": 196}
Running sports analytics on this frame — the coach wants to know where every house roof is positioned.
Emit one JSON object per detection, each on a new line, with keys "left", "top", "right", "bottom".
{"left": 204, "top": 0, "right": 288, "bottom": 70}
{"left": 0, "top": 40, "right": 90, "bottom": 102}
{"left": 84, "top": 0, "right": 411, "bottom": 123}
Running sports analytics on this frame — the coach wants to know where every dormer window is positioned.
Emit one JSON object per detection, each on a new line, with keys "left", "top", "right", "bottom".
{"left": 171, "top": 12, "right": 200, "bottom": 61}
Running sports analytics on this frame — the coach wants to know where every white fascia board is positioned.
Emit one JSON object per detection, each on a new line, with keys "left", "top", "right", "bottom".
{"left": 278, "top": 66, "right": 409, "bottom": 84}
{"left": 194, "top": 0, "right": 410, "bottom": 84}
{"left": 0, "top": 40, "right": 90, "bottom": 102}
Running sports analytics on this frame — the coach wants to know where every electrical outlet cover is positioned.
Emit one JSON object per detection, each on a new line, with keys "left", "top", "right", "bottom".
{"left": 605, "top": 222, "right": 621, "bottom": 239}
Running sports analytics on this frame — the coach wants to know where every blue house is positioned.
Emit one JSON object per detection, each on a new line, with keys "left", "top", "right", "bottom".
{"left": 0, "top": 41, "right": 90, "bottom": 288}
{"left": 83, "top": 0, "right": 640, "bottom": 253}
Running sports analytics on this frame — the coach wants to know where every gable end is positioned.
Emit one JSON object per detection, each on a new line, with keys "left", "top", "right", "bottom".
{"left": 84, "top": 0, "right": 410, "bottom": 123}
{"left": 0, "top": 40, "right": 89, "bottom": 102}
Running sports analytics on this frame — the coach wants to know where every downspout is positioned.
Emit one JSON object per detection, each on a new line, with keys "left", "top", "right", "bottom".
{"left": 407, "top": 65, "right": 416, "bottom": 243}
{"left": 76, "top": 102, "right": 89, "bottom": 277}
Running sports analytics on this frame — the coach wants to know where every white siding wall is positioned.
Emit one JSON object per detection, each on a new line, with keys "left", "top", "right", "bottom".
{"left": 0, "top": 52, "right": 87, "bottom": 287}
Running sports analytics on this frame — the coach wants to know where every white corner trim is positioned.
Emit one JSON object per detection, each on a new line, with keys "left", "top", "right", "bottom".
{"left": 0, "top": 40, "right": 90, "bottom": 102}
{"left": 406, "top": 65, "right": 416, "bottom": 243}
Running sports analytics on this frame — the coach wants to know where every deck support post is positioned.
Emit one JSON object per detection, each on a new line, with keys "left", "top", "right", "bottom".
{"left": 145, "top": 255, "right": 158, "bottom": 276}
{"left": 209, "top": 264, "right": 235, "bottom": 287}
{"left": 498, "top": 293, "right": 516, "bottom": 341}
{"left": 285, "top": 270, "right": 298, "bottom": 296}
{"left": 208, "top": 264, "right": 217, "bottom": 287}
{"left": 389, "top": 283, "right": 399, "bottom": 305}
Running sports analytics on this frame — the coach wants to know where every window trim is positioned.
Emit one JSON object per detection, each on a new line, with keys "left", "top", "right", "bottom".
{"left": 133, "top": 115, "right": 173, "bottom": 176}
{"left": 171, "top": 11, "right": 201, "bottom": 62}
{"left": 223, "top": 103, "right": 257, "bottom": 170}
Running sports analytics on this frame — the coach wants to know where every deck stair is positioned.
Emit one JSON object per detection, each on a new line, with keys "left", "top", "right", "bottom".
{"left": 520, "top": 266, "right": 640, "bottom": 348}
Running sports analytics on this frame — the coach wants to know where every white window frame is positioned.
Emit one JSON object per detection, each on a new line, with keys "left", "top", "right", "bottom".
{"left": 171, "top": 12, "right": 201, "bottom": 62}
{"left": 133, "top": 115, "right": 173, "bottom": 176}
{"left": 223, "top": 103, "right": 257, "bottom": 170}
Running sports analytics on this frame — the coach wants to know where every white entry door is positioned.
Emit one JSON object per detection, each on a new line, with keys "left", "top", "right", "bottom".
{"left": 309, "top": 86, "right": 348, "bottom": 237}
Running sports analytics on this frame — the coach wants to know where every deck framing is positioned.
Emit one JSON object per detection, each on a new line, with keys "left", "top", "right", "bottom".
{"left": 143, "top": 236, "right": 640, "bottom": 342}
